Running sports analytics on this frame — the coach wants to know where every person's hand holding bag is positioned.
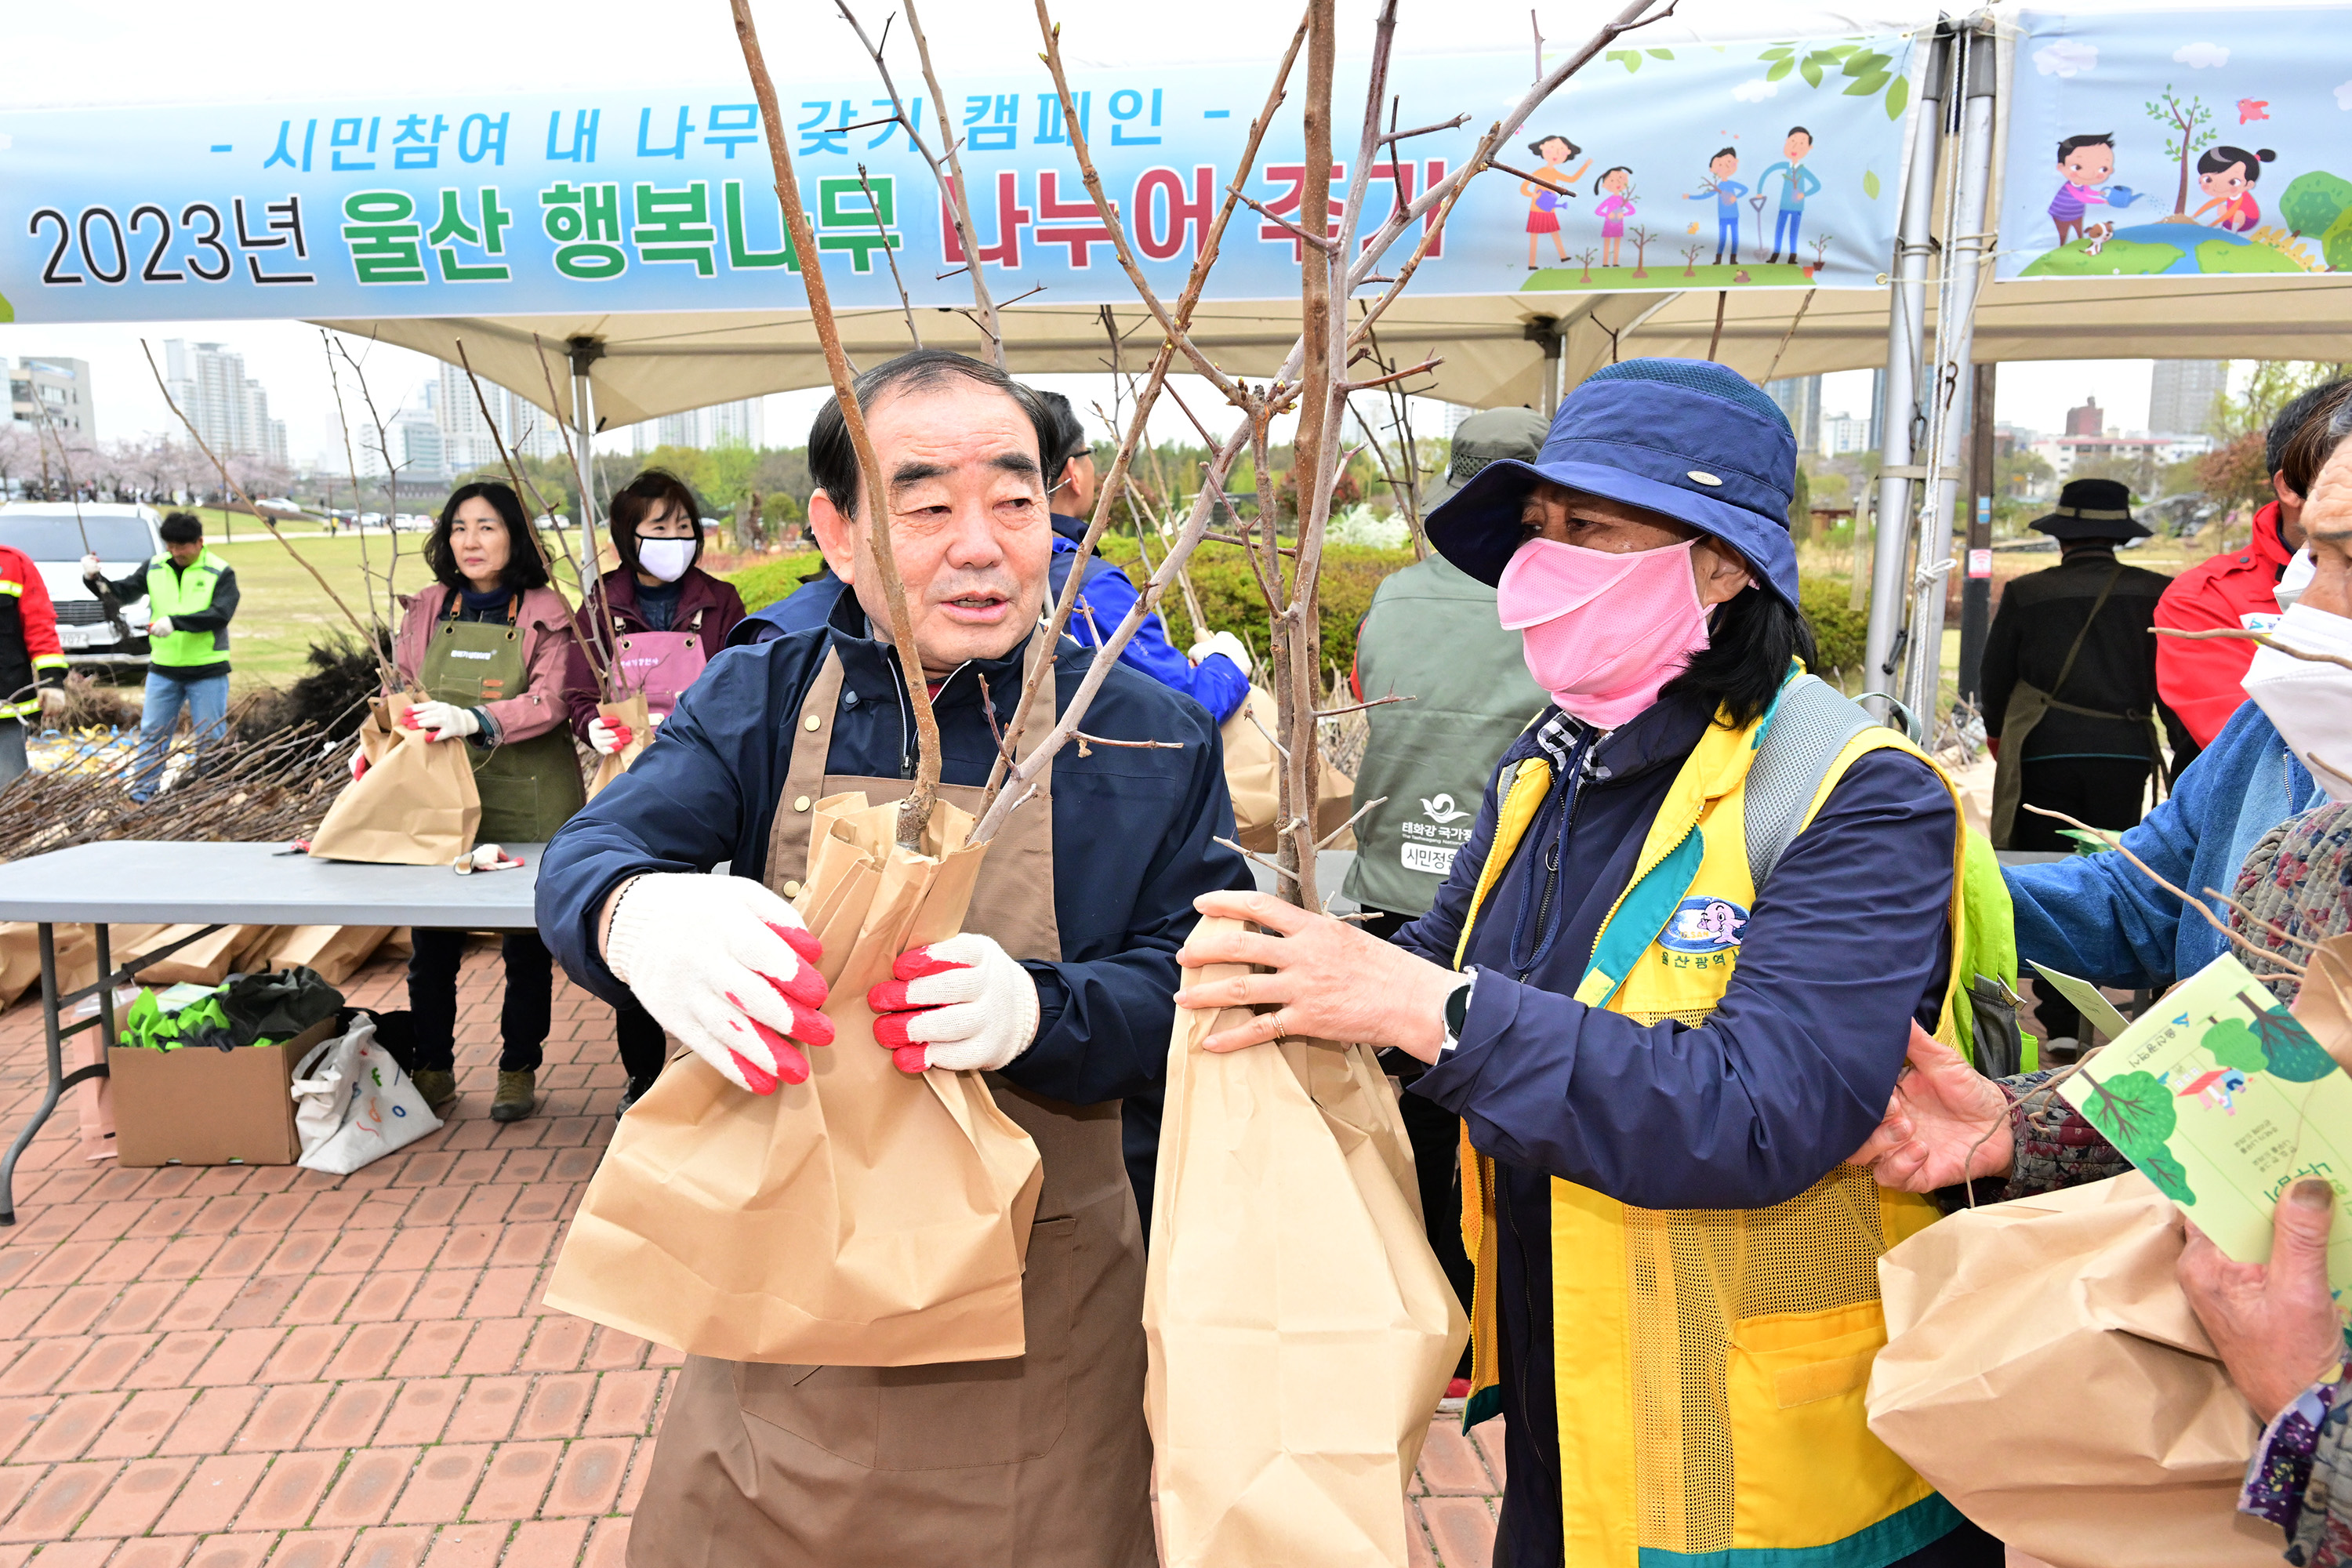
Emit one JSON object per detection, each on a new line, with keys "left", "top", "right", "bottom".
{"left": 603, "top": 874, "right": 833, "bottom": 1094}
{"left": 867, "top": 933, "right": 1040, "bottom": 1073}
{"left": 403, "top": 700, "right": 481, "bottom": 742}
{"left": 587, "top": 716, "right": 634, "bottom": 756}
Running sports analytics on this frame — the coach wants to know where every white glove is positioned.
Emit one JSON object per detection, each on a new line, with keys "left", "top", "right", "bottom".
{"left": 587, "top": 716, "right": 635, "bottom": 756}
{"left": 349, "top": 743, "right": 369, "bottom": 781}
{"left": 1189, "top": 630, "right": 1252, "bottom": 677}
{"left": 148, "top": 615, "right": 173, "bottom": 637}
{"left": 403, "top": 700, "right": 480, "bottom": 742}
{"left": 81, "top": 553, "right": 100, "bottom": 575}
{"left": 606, "top": 873, "right": 833, "bottom": 1094}
{"left": 866, "top": 932, "right": 1040, "bottom": 1074}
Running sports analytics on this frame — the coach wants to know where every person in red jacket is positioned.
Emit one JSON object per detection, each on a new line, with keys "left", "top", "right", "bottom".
{"left": 0, "top": 544, "right": 70, "bottom": 789}
{"left": 2155, "top": 378, "right": 2350, "bottom": 755}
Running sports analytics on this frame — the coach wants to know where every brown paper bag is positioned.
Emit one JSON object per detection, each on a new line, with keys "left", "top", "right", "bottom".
{"left": 1220, "top": 686, "right": 1357, "bottom": 852}
{"left": 584, "top": 692, "right": 652, "bottom": 801}
{"left": 133, "top": 924, "right": 285, "bottom": 987}
{"left": 1867, "top": 1173, "right": 2281, "bottom": 1568}
{"left": 307, "top": 691, "right": 481, "bottom": 866}
{"left": 546, "top": 791, "right": 1044, "bottom": 1365}
{"left": 269, "top": 927, "right": 396, "bottom": 986}
{"left": 0, "top": 923, "right": 103, "bottom": 1008}
{"left": 1145, "top": 916, "right": 1466, "bottom": 1567}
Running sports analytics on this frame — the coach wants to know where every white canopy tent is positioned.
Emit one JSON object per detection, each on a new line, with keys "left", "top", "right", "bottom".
{"left": 320, "top": 270, "right": 2352, "bottom": 431}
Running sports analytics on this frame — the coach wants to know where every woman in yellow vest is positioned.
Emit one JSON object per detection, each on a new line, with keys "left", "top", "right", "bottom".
{"left": 1176, "top": 359, "right": 1998, "bottom": 1568}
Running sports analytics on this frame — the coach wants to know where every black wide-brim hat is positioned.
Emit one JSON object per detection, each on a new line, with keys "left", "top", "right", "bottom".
{"left": 2031, "top": 477, "right": 2151, "bottom": 541}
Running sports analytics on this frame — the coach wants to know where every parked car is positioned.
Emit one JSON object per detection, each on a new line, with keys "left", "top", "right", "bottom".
{"left": 0, "top": 502, "right": 164, "bottom": 669}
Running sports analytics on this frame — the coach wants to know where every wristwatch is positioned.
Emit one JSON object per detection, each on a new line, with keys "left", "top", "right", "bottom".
{"left": 1441, "top": 972, "right": 1475, "bottom": 1053}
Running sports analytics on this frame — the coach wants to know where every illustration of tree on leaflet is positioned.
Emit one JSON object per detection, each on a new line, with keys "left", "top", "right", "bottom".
{"left": 2059, "top": 953, "right": 2352, "bottom": 1289}
{"left": 2147, "top": 84, "right": 2219, "bottom": 220}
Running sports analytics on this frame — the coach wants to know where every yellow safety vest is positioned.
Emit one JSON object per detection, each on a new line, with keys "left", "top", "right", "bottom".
{"left": 1453, "top": 688, "right": 1968, "bottom": 1568}
{"left": 145, "top": 550, "right": 229, "bottom": 671}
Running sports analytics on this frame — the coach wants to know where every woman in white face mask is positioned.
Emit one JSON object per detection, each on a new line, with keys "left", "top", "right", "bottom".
{"left": 564, "top": 466, "right": 750, "bottom": 1112}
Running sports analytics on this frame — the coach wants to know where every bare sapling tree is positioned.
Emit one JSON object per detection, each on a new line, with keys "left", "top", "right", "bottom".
{"left": 140, "top": 339, "right": 396, "bottom": 691}
{"left": 833, "top": 0, "right": 1006, "bottom": 366}
{"left": 321, "top": 331, "right": 402, "bottom": 642}
{"left": 736, "top": 0, "right": 945, "bottom": 851}
{"left": 27, "top": 396, "right": 125, "bottom": 645}
{"left": 1014, "top": 0, "right": 1677, "bottom": 909}
{"left": 968, "top": 5, "right": 1312, "bottom": 844}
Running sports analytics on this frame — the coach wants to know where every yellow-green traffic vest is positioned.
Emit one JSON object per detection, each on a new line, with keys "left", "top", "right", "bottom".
{"left": 1453, "top": 683, "right": 1969, "bottom": 1568}
{"left": 145, "top": 550, "right": 228, "bottom": 671}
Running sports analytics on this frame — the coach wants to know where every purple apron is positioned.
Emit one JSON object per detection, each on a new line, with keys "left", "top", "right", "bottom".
{"left": 610, "top": 608, "right": 710, "bottom": 719}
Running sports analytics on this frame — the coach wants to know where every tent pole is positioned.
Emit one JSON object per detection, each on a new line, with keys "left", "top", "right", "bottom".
{"left": 1860, "top": 24, "right": 1952, "bottom": 717}
{"left": 1899, "top": 17, "right": 1998, "bottom": 727}
{"left": 567, "top": 336, "right": 606, "bottom": 587}
{"left": 1957, "top": 360, "right": 1998, "bottom": 703}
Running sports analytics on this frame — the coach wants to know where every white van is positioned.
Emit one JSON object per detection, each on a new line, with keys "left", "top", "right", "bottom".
{"left": 0, "top": 503, "right": 164, "bottom": 668}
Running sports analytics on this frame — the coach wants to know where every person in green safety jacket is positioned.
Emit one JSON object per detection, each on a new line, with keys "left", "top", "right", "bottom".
{"left": 387, "top": 481, "right": 588, "bottom": 1124}
{"left": 84, "top": 511, "right": 238, "bottom": 804}
{"left": 1341, "top": 405, "right": 1553, "bottom": 1403}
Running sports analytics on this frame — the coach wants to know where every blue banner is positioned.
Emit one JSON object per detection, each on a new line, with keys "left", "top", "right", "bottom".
{"left": 0, "top": 39, "right": 1917, "bottom": 325}
{"left": 2000, "top": 8, "right": 2352, "bottom": 280}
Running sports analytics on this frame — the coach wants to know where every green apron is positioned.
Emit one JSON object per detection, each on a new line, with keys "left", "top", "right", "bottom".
{"left": 419, "top": 598, "right": 586, "bottom": 844}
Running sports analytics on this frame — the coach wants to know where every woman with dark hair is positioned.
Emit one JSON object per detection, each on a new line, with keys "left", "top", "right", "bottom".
{"left": 1172, "top": 359, "right": 2000, "bottom": 1566}
{"left": 565, "top": 467, "right": 746, "bottom": 1112}
{"left": 394, "top": 479, "right": 586, "bottom": 1123}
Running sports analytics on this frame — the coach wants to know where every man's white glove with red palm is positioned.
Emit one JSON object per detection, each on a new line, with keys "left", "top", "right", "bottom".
{"left": 867, "top": 933, "right": 1040, "bottom": 1073}
{"left": 606, "top": 874, "right": 833, "bottom": 1094}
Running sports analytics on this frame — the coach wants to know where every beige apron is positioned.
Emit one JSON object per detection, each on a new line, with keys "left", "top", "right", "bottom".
{"left": 629, "top": 643, "right": 1155, "bottom": 1568}
{"left": 1989, "top": 564, "right": 2165, "bottom": 848}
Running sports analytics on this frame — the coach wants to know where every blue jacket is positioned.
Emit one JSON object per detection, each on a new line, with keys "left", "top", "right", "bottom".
{"left": 1044, "top": 514, "right": 1250, "bottom": 724}
{"left": 537, "top": 590, "right": 1254, "bottom": 1109}
{"left": 1397, "top": 692, "right": 1957, "bottom": 1567}
{"left": 729, "top": 519, "right": 1249, "bottom": 724}
{"left": 2006, "top": 699, "right": 2321, "bottom": 990}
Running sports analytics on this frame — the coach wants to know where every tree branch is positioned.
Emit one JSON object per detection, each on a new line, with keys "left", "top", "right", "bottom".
{"left": 735, "top": 0, "right": 942, "bottom": 850}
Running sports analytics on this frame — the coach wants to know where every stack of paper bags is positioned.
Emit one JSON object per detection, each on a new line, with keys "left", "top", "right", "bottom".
{"left": 546, "top": 792, "right": 1042, "bottom": 1364}
{"left": 269, "top": 927, "right": 397, "bottom": 986}
{"left": 1145, "top": 917, "right": 1465, "bottom": 1567}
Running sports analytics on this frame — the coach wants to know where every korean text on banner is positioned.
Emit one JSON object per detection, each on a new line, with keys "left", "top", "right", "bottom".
{"left": 0, "top": 38, "right": 1920, "bottom": 325}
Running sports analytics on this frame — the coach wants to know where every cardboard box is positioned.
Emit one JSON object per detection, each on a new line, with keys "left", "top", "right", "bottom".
{"left": 108, "top": 1017, "right": 336, "bottom": 1167}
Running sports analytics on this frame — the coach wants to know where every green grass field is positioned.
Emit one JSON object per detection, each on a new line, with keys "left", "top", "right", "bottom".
{"left": 164, "top": 530, "right": 589, "bottom": 694}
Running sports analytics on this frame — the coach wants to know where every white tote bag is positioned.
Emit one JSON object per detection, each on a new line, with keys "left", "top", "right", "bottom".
{"left": 292, "top": 1017, "right": 442, "bottom": 1174}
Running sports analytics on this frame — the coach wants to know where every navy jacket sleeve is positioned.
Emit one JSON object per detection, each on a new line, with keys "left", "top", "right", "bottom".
{"left": 1412, "top": 749, "right": 1956, "bottom": 1210}
{"left": 1063, "top": 555, "right": 1250, "bottom": 724}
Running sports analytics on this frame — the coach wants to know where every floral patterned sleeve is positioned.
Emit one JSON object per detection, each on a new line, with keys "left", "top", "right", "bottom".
{"left": 1994, "top": 1069, "right": 2136, "bottom": 1201}
{"left": 2243, "top": 1374, "right": 2352, "bottom": 1564}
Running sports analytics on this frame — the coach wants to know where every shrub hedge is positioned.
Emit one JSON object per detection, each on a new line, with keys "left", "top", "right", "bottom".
{"left": 725, "top": 543, "right": 1867, "bottom": 688}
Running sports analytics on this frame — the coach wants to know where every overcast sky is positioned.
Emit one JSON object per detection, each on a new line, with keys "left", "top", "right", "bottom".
{"left": 2, "top": 0, "right": 2293, "bottom": 464}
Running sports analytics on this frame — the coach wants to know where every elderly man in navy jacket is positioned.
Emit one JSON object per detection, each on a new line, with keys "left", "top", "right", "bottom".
{"left": 536, "top": 349, "right": 1247, "bottom": 1568}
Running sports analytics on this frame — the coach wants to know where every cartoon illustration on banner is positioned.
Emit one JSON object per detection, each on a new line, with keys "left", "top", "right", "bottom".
{"left": 2002, "top": 9, "right": 2352, "bottom": 279}
{"left": 1514, "top": 36, "right": 1914, "bottom": 294}
{"left": 0, "top": 35, "right": 1918, "bottom": 324}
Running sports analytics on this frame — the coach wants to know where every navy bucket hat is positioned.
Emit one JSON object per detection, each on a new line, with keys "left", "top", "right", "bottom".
{"left": 1425, "top": 358, "right": 1801, "bottom": 609}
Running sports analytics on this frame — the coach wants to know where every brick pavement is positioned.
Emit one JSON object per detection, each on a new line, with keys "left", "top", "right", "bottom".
{"left": 0, "top": 946, "right": 1507, "bottom": 1566}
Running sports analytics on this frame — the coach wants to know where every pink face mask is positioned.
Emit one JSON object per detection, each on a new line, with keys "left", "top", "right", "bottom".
{"left": 1495, "top": 536, "right": 1716, "bottom": 728}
